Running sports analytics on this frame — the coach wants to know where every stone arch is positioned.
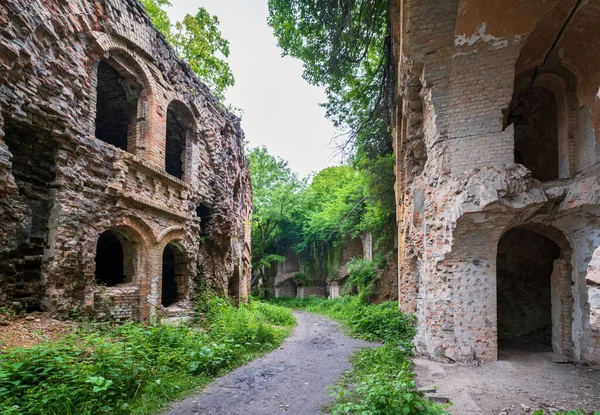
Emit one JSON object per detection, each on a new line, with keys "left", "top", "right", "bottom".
{"left": 91, "top": 45, "right": 154, "bottom": 157}
{"left": 93, "top": 223, "right": 147, "bottom": 287}
{"left": 165, "top": 100, "right": 196, "bottom": 181}
{"left": 157, "top": 229, "right": 189, "bottom": 307}
{"left": 496, "top": 223, "right": 575, "bottom": 357}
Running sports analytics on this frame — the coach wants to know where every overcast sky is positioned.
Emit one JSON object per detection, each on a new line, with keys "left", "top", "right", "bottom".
{"left": 167, "top": 0, "right": 341, "bottom": 177}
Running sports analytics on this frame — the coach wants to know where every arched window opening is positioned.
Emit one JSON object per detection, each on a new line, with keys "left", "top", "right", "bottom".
{"left": 513, "top": 86, "right": 559, "bottom": 182}
{"left": 162, "top": 243, "right": 186, "bottom": 307}
{"left": 95, "top": 230, "right": 125, "bottom": 286}
{"left": 94, "top": 229, "right": 138, "bottom": 287}
{"left": 165, "top": 101, "right": 193, "bottom": 179}
{"left": 497, "top": 226, "right": 574, "bottom": 356}
{"left": 196, "top": 203, "right": 213, "bottom": 238}
{"left": 95, "top": 61, "right": 140, "bottom": 151}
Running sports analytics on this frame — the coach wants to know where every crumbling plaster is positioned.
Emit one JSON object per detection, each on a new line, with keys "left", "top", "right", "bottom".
{"left": 392, "top": 0, "right": 600, "bottom": 363}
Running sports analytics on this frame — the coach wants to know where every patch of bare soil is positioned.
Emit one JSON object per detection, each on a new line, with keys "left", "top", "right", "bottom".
{"left": 162, "top": 310, "right": 374, "bottom": 415}
{"left": 415, "top": 338, "right": 600, "bottom": 415}
{"left": 0, "top": 312, "right": 74, "bottom": 350}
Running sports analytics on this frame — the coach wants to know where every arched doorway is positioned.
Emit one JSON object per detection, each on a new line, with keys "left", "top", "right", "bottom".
{"left": 94, "top": 229, "right": 140, "bottom": 287}
{"left": 161, "top": 243, "right": 186, "bottom": 307}
{"left": 95, "top": 230, "right": 125, "bottom": 286}
{"left": 496, "top": 225, "right": 574, "bottom": 355}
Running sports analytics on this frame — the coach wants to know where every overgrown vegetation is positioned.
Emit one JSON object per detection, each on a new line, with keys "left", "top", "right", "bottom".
{"left": 251, "top": 0, "right": 396, "bottom": 298}
{"left": 331, "top": 345, "right": 447, "bottom": 415}
{"left": 0, "top": 298, "right": 294, "bottom": 415}
{"left": 249, "top": 146, "right": 393, "bottom": 297}
{"left": 271, "top": 296, "right": 448, "bottom": 414}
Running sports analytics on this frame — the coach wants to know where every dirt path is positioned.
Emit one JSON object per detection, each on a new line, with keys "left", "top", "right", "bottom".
{"left": 163, "top": 310, "right": 372, "bottom": 415}
{"left": 414, "top": 341, "right": 600, "bottom": 415}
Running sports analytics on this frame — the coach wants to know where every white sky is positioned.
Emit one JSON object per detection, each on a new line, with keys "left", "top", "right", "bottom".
{"left": 167, "top": 0, "right": 341, "bottom": 177}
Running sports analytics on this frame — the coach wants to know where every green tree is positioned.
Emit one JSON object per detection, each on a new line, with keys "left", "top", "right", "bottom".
{"left": 268, "top": 0, "right": 396, "bottom": 251}
{"left": 140, "top": 0, "right": 234, "bottom": 100}
{"left": 267, "top": 0, "right": 392, "bottom": 154}
{"left": 249, "top": 146, "right": 305, "bottom": 297}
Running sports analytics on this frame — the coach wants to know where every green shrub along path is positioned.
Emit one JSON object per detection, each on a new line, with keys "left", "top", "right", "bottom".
{"left": 271, "top": 296, "right": 449, "bottom": 415}
{"left": 0, "top": 297, "right": 295, "bottom": 415}
{"left": 163, "top": 309, "right": 372, "bottom": 415}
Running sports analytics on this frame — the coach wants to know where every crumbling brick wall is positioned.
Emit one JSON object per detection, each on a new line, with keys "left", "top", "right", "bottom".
{"left": 0, "top": 0, "right": 252, "bottom": 319}
{"left": 391, "top": 0, "right": 600, "bottom": 364}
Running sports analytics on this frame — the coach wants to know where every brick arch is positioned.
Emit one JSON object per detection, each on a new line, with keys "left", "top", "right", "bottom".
{"left": 164, "top": 100, "right": 198, "bottom": 182}
{"left": 89, "top": 33, "right": 157, "bottom": 158}
{"left": 90, "top": 221, "right": 149, "bottom": 286}
{"left": 120, "top": 215, "right": 158, "bottom": 245}
{"left": 90, "top": 32, "right": 156, "bottom": 93}
{"left": 157, "top": 226, "right": 185, "bottom": 246}
{"left": 156, "top": 228, "right": 190, "bottom": 306}
{"left": 497, "top": 222, "right": 575, "bottom": 357}
{"left": 163, "top": 94, "right": 216, "bottom": 173}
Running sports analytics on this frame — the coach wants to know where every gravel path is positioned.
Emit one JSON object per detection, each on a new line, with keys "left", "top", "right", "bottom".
{"left": 163, "top": 310, "right": 373, "bottom": 415}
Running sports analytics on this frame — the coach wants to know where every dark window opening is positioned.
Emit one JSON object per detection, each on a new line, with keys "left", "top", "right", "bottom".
{"left": 95, "top": 230, "right": 125, "bottom": 287}
{"left": 95, "top": 61, "right": 139, "bottom": 151}
{"left": 196, "top": 204, "right": 213, "bottom": 238}
{"left": 162, "top": 244, "right": 179, "bottom": 307}
{"left": 513, "top": 86, "right": 559, "bottom": 182}
{"left": 165, "top": 101, "right": 192, "bottom": 179}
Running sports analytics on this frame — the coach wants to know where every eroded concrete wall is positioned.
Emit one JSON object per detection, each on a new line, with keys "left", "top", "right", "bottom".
{"left": 392, "top": 0, "right": 600, "bottom": 363}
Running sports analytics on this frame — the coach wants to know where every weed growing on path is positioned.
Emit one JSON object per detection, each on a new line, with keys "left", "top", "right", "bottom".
{"left": 331, "top": 345, "right": 448, "bottom": 415}
{"left": 271, "top": 296, "right": 448, "bottom": 414}
{"left": 0, "top": 298, "right": 294, "bottom": 415}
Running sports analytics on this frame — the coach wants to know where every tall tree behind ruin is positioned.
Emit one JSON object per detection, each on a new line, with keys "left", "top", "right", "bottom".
{"left": 140, "top": 0, "right": 235, "bottom": 100}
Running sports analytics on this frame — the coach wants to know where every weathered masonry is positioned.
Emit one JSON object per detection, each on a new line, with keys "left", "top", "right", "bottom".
{"left": 391, "top": 0, "right": 600, "bottom": 364}
{"left": 0, "top": 0, "right": 252, "bottom": 320}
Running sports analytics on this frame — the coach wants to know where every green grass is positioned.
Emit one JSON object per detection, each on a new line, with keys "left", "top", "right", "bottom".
{"left": 0, "top": 297, "right": 295, "bottom": 415}
{"left": 271, "top": 296, "right": 449, "bottom": 415}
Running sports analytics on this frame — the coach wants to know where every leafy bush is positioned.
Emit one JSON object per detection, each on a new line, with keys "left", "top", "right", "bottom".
{"left": 0, "top": 299, "right": 294, "bottom": 415}
{"left": 344, "top": 258, "right": 378, "bottom": 302}
{"left": 331, "top": 345, "right": 448, "bottom": 415}
{"left": 271, "top": 296, "right": 438, "bottom": 415}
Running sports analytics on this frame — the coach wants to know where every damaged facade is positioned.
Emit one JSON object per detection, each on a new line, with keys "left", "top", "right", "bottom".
{"left": 0, "top": 0, "right": 252, "bottom": 320}
{"left": 391, "top": 0, "right": 600, "bottom": 364}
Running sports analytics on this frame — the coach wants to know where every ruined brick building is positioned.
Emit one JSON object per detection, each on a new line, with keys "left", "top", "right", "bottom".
{"left": 392, "top": 0, "right": 600, "bottom": 364}
{"left": 0, "top": 0, "right": 252, "bottom": 320}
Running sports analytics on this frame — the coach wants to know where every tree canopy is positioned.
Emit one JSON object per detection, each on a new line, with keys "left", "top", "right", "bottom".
{"left": 140, "top": 0, "right": 234, "bottom": 100}
{"left": 267, "top": 0, "right": 396, "bottom": 256}
{"left": 267, "top": 0, "right": 392, "bottom": 156}
{"left": 249, "top": 146, "right": 392, "bottom": 297}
